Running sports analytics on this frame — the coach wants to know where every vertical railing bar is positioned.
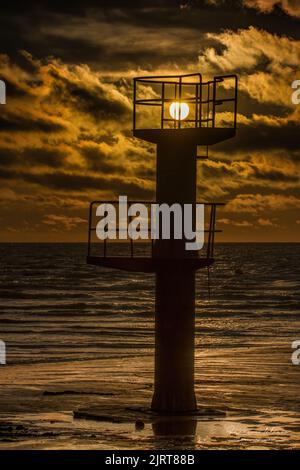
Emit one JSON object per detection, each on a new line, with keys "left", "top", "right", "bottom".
{"left": 211, "top": 204, "right": 216, "bottom": 258}
{"left": 210, "top": 205, "right": 213, "bottom": 258}
{"left": 150, "top": 202, "right": 154, "bottom": 257}
{"left": 129, "top": 214, "right": 133, "bottom": 258}
{"left": 161, "top": 82, "right": 165, "bottom": 130}
{"left": 195, "top": 82, "right": 198, "bottom": 128}
{"left": 207, "top": 83, "right": 210, "bottom": 128}
{"left": 133, "top": 78, "right": 136, "bottom": 131}
{"left": 207, "top": 204, "right": 213, "bottom": 259}
{"left": 199, "top": 81, "right": 202, "bottom": 128}
{"left": 209, "top": 205, "right": 212, "bottom": 258}
{"left": 178, "top": 76, "right": 182, "bottom": 129}
{"left": 87, "top": 202, "right": 93, "bottom": 257}
{"left": 174, "top": 83, "right": 177, "bottom": 129}
{"left": 199, "top": 74, "right": 202, "bottom": 128}
{"left": 234, "top": 75, "right": 238, "bottom": 130}
{"left": 104, "top": 202, "right": 107, "bottom": 258}
{"left": 212, "top": 79, "right": 216, "bottom": 128}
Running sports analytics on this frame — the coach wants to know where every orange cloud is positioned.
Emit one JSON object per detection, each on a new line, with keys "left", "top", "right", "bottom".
{"left": 244, "top": 0, "right": 300, "bottom": 18}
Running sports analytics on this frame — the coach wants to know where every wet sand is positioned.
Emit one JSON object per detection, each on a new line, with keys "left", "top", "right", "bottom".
{"left": 1, "top": 343, "right": 300, "bottom": 449}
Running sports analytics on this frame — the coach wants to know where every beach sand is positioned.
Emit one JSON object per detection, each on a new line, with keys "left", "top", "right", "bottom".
{"left": 1, "top": 343, "right": 300, "bottom": 449}
{"left": 1, "top": 243, "right": 300, "bottom": 449}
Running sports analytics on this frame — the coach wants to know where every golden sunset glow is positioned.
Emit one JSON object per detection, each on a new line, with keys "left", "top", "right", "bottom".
{"left": 0, "top": 2, "right": 299, "bottom": 243}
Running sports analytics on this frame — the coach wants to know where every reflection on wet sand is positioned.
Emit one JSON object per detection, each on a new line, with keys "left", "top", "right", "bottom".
{"left": 152, "top": 416, "right": 197, "bottom": 446}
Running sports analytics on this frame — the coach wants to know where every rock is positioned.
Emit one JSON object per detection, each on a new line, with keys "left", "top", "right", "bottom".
{"left": 135, "top": 419, "right": 145, "bottom": 431}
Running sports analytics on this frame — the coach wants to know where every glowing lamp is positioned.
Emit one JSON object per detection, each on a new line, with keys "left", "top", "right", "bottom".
{"left": 169, "top": 102, "right": 189, "bottom": 121}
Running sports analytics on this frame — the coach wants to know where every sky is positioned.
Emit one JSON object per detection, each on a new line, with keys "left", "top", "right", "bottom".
{"left": 0, "top": 0, "right": 300, "bottom": 242}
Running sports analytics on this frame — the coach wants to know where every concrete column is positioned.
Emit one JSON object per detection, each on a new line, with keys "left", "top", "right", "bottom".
{"left": 151, "top": 137, "right": 198, "bottom": 413}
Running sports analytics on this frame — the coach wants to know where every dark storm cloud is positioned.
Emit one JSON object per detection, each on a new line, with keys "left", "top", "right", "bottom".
{"left": 252, "top": 167, "right": 299, "bottom": 183}
{"left": 135, "top": 165, "right": 156, "bottom": 179}
{"left": 3, "top": 78, "right": 30, "bottom": 98}
{"left": 238, "top": 90, "right": 291, "bottom": 118}
{"left": 0, "top": 112, "right": 65, "bottom": 133}
{"left": 78, "top": 132, "right": 119, "bottom": 146}
{"left": 20, "top": 170, "right": 153, "bottom": 199}
{"left": 47, "top": 68, "right": 130, "bottom": 120}
{"left": 0, "top": 168, "right": 14, "bottom": 180}
{"left": 39, "top": 36, "right": 107, "bottom": 66}
{"left": 0, "top": 147, "right": 67, "bottom": 169}
{"left": 62, "top": 82, "right": 130, "bottom": 120}
{"left": 80, "top": 144, "right": 126, "bottom": 173}
{"left": 216, "top": 123, "right": 300, "bottom": 153}
{"left": 1, "top": 0, "right": 300, "bottom": 70}
{"left": 202, "top": 158, "right": 298, "bottom": 184}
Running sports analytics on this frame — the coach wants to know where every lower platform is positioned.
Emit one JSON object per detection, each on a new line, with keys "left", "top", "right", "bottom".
{"left": 87, "top": 256, "right": 214, "bottom": 273}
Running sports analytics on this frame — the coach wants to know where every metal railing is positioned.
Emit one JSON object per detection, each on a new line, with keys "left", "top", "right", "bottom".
{"left": 133, "top": 73, "right": 238, "bottom": 131}
{"left": 87, "top": 201, "right": 224, "bottom": 260}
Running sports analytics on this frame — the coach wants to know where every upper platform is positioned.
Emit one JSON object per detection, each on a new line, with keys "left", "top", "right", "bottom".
{"left": 133, "top": 73, "right": 237, "bottom": 145}
{"left": 133, "top": 127, "right": 236, "bottom": 145}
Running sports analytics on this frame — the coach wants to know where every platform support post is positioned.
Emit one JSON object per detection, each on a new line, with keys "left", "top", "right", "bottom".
{"left": 151, "top": 138, "right": 198, "bottom": 413}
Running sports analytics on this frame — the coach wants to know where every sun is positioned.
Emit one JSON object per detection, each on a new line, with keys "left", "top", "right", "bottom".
{"left": 169, "top": 101, "right": 189, "bottom": 120}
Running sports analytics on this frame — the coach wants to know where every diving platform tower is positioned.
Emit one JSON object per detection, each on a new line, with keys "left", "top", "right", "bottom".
{"left": 87, "top": 73, "right": 238, "bottom": 413}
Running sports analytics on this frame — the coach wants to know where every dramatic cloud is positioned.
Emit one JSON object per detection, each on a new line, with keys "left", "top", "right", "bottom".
{"left": 198, "top": 26, "right": 300, "bottom": 108}
{"left": 0, "top": 2, "right": 299, "bottom": 241}
{"left": 244, "top": 0, "right": 300, "bottom": 18}
{"left": 226, "top": 193, "right": 300, "bottom": 213}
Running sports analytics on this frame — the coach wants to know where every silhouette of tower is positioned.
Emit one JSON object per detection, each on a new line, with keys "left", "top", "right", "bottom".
{"left": 87, "top": 73, "right": 238, "bottom": 413}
